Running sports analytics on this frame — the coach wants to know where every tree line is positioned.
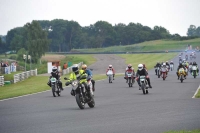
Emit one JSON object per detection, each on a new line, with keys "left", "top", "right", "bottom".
{"left": 1, "top": 19, "right": 199, "bottom": 62}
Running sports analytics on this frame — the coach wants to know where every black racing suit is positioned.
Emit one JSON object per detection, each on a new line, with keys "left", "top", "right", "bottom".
{"left": 47, "top": 71, "right": 63, "bottom": 90}
{"left": 155, "top": 63, "right": 161, "bottom": 74}
{"left": 136, "top": 69, "right": 152, "bottom": 88}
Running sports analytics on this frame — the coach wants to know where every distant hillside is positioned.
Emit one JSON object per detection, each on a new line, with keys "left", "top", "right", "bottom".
{"left": 73, "top": 38, "right": 200, "bottom": 53}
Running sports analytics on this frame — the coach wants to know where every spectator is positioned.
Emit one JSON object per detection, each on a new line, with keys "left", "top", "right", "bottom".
{"left": 63, "top": 63, "right": 68, "bottom": 69}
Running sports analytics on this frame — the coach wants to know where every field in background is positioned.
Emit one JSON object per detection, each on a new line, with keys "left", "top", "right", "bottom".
{"left": 74, "top": 38, "right": 200, "bottom": 53}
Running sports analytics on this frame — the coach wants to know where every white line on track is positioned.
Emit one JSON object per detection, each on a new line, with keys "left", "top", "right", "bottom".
{"left": 192, "top": 84, "right": 200, "bottom": 98}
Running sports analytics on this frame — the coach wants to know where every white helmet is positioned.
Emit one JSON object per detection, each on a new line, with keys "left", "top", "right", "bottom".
{"left": 109, "top": 64, "right": 113, "bottom": 69}
{"left": 163, "top": 63, "right": 166, "bottom": 66}
{"left": 72, "top": 64, "right": 79, "bottom": 72}
{"left": 138, "top": 64, "right": 143, "bottom": 71}
{"left": 52, "top": 66, "right": 58, "bottom": 73}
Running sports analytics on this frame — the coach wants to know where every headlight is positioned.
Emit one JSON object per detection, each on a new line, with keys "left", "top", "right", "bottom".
{"left": 72, "top": 81, "right": 78, "bottom": 87}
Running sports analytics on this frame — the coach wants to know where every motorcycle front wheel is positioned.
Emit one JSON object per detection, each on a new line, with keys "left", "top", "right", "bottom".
{"left": 76, "top": 94, "right": 85, "bottom": 109}
{"left": 141, "top": 83, "right": 146, "bottom": 95}
{"left": 52, "top": 86, "right": 56, "bottom": 97}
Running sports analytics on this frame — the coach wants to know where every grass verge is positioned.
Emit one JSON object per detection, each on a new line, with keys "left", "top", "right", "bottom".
{"left": 195, "top": 87, "right": 200, "bottom": 98}
{"left": 163, "top": 130, "right": 200, "bottom": 133}
{"left": 118, "top": 53, "right": 178, "bottom": 70}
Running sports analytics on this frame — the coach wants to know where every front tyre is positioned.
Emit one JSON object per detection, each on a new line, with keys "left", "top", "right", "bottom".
{"left": 52, "top": 86, "right": 56, "bottom": 97}
{"left": 76, "top": 94, "right": 85, "bottom": 109}
{"left": 141, "top": 83, "right": 146, "bottom": 95}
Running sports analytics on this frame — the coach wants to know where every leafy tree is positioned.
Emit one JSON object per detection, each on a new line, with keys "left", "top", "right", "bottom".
{"left": 24, "top": 21, "right": 50, "bottom": 63}
{"left": 187, "top": 25, "right": 196, "bottom": 36}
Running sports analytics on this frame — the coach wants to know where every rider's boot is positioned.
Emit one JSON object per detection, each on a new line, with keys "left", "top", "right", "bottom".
{"left": 47, "top": 81, "right": 51, "bottom": 87}
{"left": 149, "top": 84, "right": 152, "bottom": 88}
{"left": 59, "top": 82, "right": 64, "bottom": 91}
{"left": 126, "top": 79, "right": 128, "bottom": 83}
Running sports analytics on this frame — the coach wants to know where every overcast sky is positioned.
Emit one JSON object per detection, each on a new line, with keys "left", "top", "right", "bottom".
{"left": 0, "top": 0, "right": 200, "bottom": 36}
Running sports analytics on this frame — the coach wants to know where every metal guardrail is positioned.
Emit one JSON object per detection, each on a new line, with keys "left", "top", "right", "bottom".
{"left": 14, "top": 69, "right": 37, "bottom": 83}
{"left": 62, "top": 62, "right": 83, "bottom": 75}
{"left": 0, "top": 76, "right": 4, "bottom": 86}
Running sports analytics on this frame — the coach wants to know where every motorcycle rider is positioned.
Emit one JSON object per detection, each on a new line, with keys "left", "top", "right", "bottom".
{"left": 135, "top": 64, "right": 152, "bottom": 89}
{"left": 65, "top": 64, "right": 88, "bottom": 96}
{"left": 47, "top": 66, "right": 64, "bottom": 90}
{"left": 170, "top": 61, "right": 174, "bottom": 67}
{"left": 176, "top": 63, "right": 187, "bottom": 79}
{"left": 81, "top": 64, "right": 96, "bottom": 91}
{"left": 106, "top": 64, "right": 115, "bottom": 80}
{"left": 154, "top": 62, "right": 161, "bottom": 75}
{"left": 166, "top": 61, "right": 170, "bottom": 71}
{"left": 160, "top": 63, "right": 168, "bottom": 76}
{"left": 192, "top": 61, "right": 199, "bottom": 75}
{"left": 124, "top": 64, "right": 135, "bottom": 83}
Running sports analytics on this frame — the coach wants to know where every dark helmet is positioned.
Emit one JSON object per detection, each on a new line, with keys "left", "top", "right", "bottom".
{"left": 193, "top": 61, "right": 197, "bottom": 65}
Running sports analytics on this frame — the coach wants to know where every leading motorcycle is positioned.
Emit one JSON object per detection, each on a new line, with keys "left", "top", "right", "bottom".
{"left": 65, "top": 76, "right": 95, "bottom": 109}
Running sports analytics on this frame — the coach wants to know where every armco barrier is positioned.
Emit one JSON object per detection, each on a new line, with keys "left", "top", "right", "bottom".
{"left": 14, "top": 69, "right": 37, "bottom": 83}
{"left": 62, "top": 62, "right": 83, "bottom": 75}
{"left": 0, "top": 76, "right": 4, "bottom": 86}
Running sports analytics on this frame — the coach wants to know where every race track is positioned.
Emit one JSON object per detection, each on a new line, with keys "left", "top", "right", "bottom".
{"left": 0, "top": 52, "right": 200, "bottom": 133}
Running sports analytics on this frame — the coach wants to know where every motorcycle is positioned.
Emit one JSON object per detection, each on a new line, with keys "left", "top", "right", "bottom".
{"left": 126, "top": 71, "right": 135, "bottom": 87}
{"left": 170, "top": 64, "right": 174, "bottom": 71}
{"left": 179, "top": 68, "right": 185, "bottom": 83}
{"left": 50, "top": 77, "right": 61, "bottom": 97}
{"left": 191, "top": 66, "right": 198, "bottom": 78}
{"left": 107, "top": 70, "right": 113, "bottom": 83}
{"left": 65, "top": 77, "right": 95, "bottom": 109}
{"left": 157, "top": 67, "right": 161, "bottom": 78}
{"left": 160, "top": 67, "right": 167, "bottom": 80}
{"left": 139, "top": 75, "right": 149, "bottom": 94}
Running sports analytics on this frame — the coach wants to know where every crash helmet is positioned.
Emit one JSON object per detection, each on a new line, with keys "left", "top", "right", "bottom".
{"left": 52, "top": 66, "right": 58, "bottom": 73}
{"left": 82, "top": 64, "right": 87, "bottom": 70}
{"left": 128, "top": 64, "right": 132, "bottom": 69}
{"left": 109, "top": 64, "right": 113, "bottom": 69}
{"left": 193, "top": 61, "right": 197, "bottom": 65}
{"left": 138, "top": 64, "right": 143, "bottom": 71}
{"left": 72, "top": 64, "right": 79, "bottom": 73}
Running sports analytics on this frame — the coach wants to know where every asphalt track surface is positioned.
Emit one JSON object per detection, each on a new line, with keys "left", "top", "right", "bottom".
{"left": 0, "top": 53, "right": 200, "bottom": 133}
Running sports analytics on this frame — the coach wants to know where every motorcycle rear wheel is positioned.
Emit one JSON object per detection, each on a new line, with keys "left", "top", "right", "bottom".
{"left": 88, "top": 95, "right": 95, "bottom": 108}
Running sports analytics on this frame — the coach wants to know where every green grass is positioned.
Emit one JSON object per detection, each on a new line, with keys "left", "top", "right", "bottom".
{"left": 118, "top": 53, "right": 178, "bottom": 70}
{"left": 195, "top": 87, "right": 200, "bottom": 98}
{"left": 74, "top": 38, "right": 200, "bottom": 52}
{"left": 163, "top": 130, "right": 200, "bottom": 133}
